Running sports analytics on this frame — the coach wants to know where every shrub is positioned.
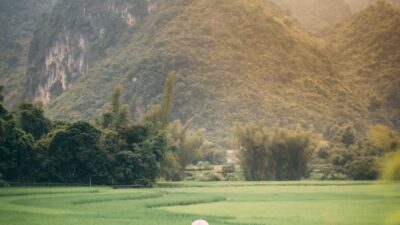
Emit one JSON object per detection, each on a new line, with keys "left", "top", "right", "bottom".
{"left": 233, "top": 122, "right": 317, "bottom": 181}
{"left": 382, "top": 151, "right": 400, "bottom": 181}
{"left": 222, "top": 164, "right": 236, "bottom": 174}
{"left": 317, "top": 148, "right": 329, "bottom": 159}
{"left": 196, "top": 161, "right": 213, "bottom": 170}
{"left": 195, "top": 172, "right": 222, "bottom": 182}
{"left": 368, "top": 125, "right": 399, "bottom": 153}
{"left": 345, "top": 157, "right": 380, "bottom": 180}
{"left": 225, "top": 174, "right": 239, "bottom": 181}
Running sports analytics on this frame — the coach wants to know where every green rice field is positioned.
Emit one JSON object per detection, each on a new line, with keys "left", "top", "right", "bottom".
{"left": 0, "top": 181, "right": 399, "bottom": 225}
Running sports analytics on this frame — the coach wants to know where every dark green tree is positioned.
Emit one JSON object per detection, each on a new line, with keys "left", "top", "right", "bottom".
{"left": 47, "top": 121, "right": 108, "bottom": 183}
{"left": 16, "top": 102, "right": 52, "bottom": 140}
{"left": 345, "top": 157, "right": 380, "bottom": 180}
{"left": 110, "top": 131, "right": 168, "bottom": 185}
{"left": 0, "top": 104, "right": 35, "bottom": 182}
{"left": 337, "top": 125, "right": 356, "bottom": 147}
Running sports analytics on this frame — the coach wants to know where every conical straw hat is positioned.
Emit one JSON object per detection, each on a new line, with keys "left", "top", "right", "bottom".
{"left": 192, "top": 219, "right": 209, "bottom": 225}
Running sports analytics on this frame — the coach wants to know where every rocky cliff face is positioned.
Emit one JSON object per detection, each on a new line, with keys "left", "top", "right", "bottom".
{"left": 35, "top": 34, "right": 89, "bottom": 104}
{"left": 27, "top": 0, "right": 159, "bottom": 104}
{"left": 0, "top": 0, "right": 56, "bottom": 106}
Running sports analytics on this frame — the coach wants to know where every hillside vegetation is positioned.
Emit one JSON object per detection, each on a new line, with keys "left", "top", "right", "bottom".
{"left": 0, "top": 0, "right": 56, "bottom": 107}
{"left": 324, "top": 1, "right": 400, "bottom": 128}
{"left": 40, "top": 0, "right": 356, "bottom": 144}
{"left": 0, "top": 0, "right": 398, "bottom": 145}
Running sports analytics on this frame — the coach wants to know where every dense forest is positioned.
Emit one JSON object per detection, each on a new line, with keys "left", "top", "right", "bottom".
{"left": 1, "top": 0, "right": 400, "bottom": 185}
{"left": 0, "top": 74, "right": 226, "bottom": 185}
{"left": 2, "top": 73, "right": 399, "bottom": 185}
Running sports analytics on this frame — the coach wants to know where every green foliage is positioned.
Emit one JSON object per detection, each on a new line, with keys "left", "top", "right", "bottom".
{"left": 0, "top": 74, "right": 178, "bottom": 185}
{"left": 0, "top": 176, "right": 8, "bottom": 187}
{"left": 222, "top": 164, "right": 236, "bottom": 174}
{"left": 0, "top": 104, "right": 35, "bottom": 182}
{"left": 16, "top": 102, "right": 52, "bottom": 139}
{"left": 197, "top": 141, "right": 226, "bottom": 165}
{"left": 140, "top": 104, "right": 164, "bottom": 131}
{"left": 195, "top": 171, "right": 223, "bottom": 182}
{"left": 109, "top": 130, "right": 169, "bottom": 185}
{"left": 326, "top": 2, "right": 400, "bottom": 129}
{"left": 167, "top": 119, "right": 205, "bottom": 169}
{"left": 43, "top": 0, "right": 369, "bottom": 146}
{"left": 47, "top": 121, "right": 108, "bottom": 183}
{"left": 98, "top": 85, "right": 173, "bottom": 185}
{"left": 98, "top": 85, "right": 131, "bottom": 129}
{"left": 193, "top": 161, "right": 213, "bottom": 171}
{"left": 336, "top": 125, "right": 356, "bottom": 147}
{"left": 160, "top": 72, "right": 175, "bottom": 128}
{"left": 135, "top": 96, "right": 145, "bottom": 123}
{"left": 233, "top": 122, "right": 316, "bottom": 181}
{"left": 140, "top": 72, "right": 175, "bottom": 131}
{"left": 345, "top": 157, "right": 380, "bottom": 180}
{"left": 368, "top": 125, "right": 399, "bottom": 153}
{"left": 382, "top": 150, "right": 400, "bottom": 181}
{"left": 160, "top": 151, "right": 184, "bottom": 181}
{"left": 2, "top": 0, "right": 399, "bottom": 148}
{"left": 329, "top": 138, "right": 383, "bottom": 180}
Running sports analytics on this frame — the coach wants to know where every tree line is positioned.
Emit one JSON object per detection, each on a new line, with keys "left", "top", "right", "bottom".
{"left": 1, "top": 73, "right": 399, "bottom": 185}
{"left": 0, "top": 73, "right": 225, "bottom": 185}
{"left": 233, "top": 121, "right": 400, "bottom": 181}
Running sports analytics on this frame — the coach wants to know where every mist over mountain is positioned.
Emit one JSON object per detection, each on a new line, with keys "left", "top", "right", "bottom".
{"left": 1, "top": 0, "right": 399, "bottom": 144}
{"left": 268, "top": 0, "right": 352, "bottom": 30}
{"left": 344, "top": 0, "right": 400, "bottom": 12}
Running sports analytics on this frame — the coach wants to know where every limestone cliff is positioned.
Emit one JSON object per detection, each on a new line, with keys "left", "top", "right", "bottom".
{"left": 26, "top": 0, "right": 159, "bottom": 104}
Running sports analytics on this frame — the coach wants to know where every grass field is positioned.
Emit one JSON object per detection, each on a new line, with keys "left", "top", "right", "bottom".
{"left": 0, "top": 181, "right": 399, "bottom": 225}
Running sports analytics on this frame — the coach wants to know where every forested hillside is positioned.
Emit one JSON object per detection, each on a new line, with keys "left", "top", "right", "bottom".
{"left": 29, "top": 0, "right": 354, "bottom": 144}
{"left": 1, "top": 0, "right": 399, "bottom": 145}
{"left": 0, "top": 0, "right": 56, "bottom": 106}
{"left": 324, "top": 1, "right": 400, "bottom": 128}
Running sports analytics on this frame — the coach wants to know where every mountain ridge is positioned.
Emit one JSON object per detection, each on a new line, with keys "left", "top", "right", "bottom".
{"left": 1, "top": 0, "right": 399, "bottom": 145}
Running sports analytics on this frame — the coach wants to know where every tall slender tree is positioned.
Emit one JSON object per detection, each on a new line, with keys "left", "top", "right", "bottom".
{"left": 161, "top": 72, "right": 175, "bottom": 128}
{"left": 141, "top": 72, "right": 176, "bottom": 131}
{"left": 0, "top": 85, "right": 4, "bottom": 103}
{"left": 135, "top": 96, "right": 145, "bottom": 123}
{"left": 99, "top": 85, "right": 131, "bottom": 129}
